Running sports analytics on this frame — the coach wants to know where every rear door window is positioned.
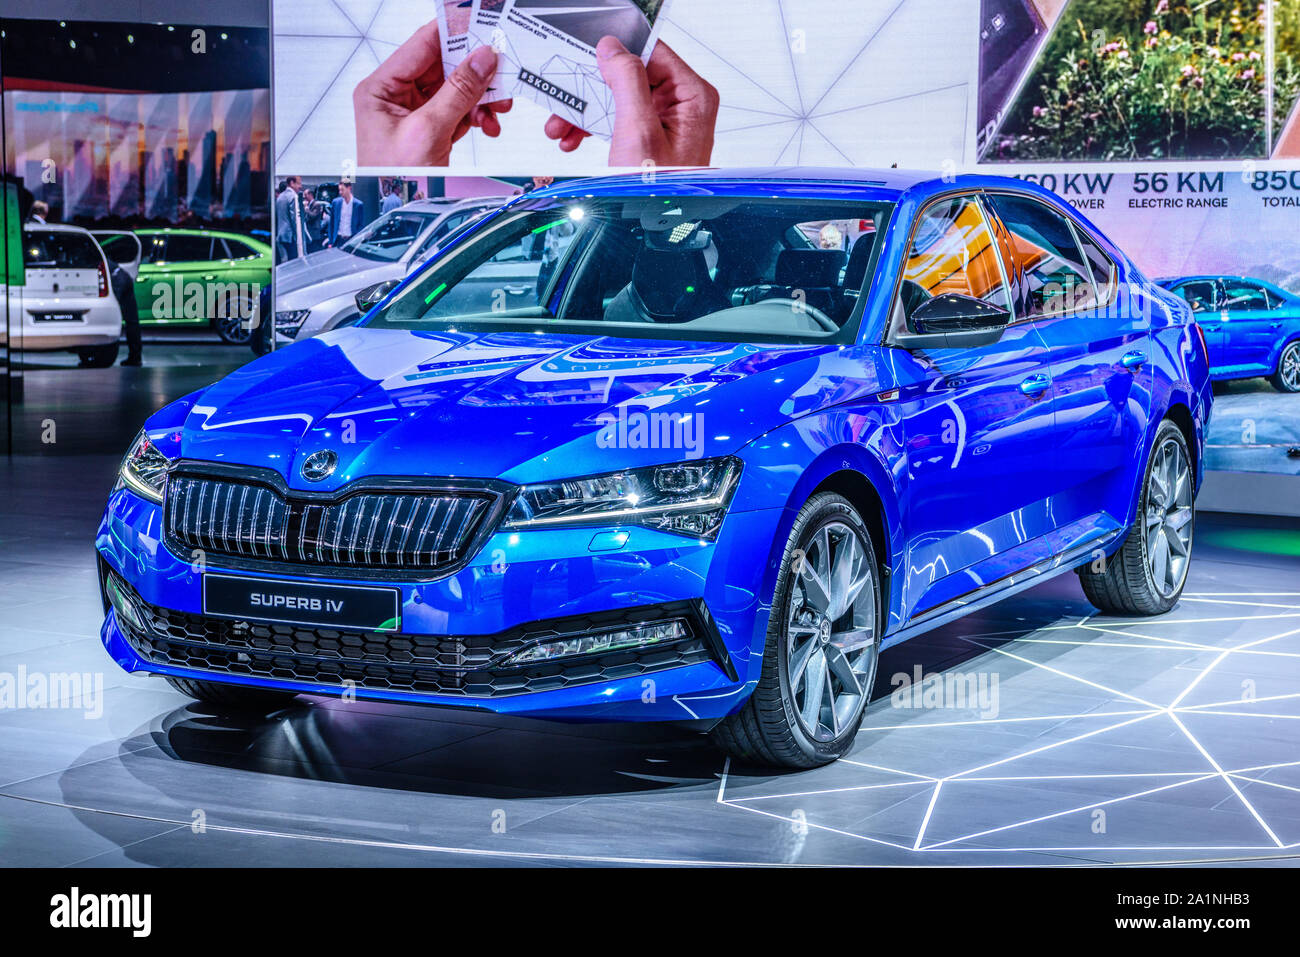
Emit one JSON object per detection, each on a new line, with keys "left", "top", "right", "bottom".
{"left": 1073, "top": 227, "right": 1117, "bottom": 301}
{"left": 164, "top": 235, "right": 215, "bottom": 262}
{"left": 223, "top": 238, "right": 258, "bottom": 259}
{"left": 1221, "top": 280, "right": 1271, "bottom": 311}
{"left": 23, "top": 230, "right": 101, "bottom": 269}
{"left": 986, "top": 193, "right": 1096, "bottom": 318}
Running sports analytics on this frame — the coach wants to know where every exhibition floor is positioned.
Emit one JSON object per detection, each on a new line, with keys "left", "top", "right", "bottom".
{"left": 2, "top": 339, "right": 249, "bottom": 456}
{"left": 1, "top": 453, "right": 1298, "bottom": 867}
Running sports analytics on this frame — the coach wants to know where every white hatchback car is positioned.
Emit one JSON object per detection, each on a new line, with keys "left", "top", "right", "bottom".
{"left": 2, "top": 224, "right": 123, "bottom": 366}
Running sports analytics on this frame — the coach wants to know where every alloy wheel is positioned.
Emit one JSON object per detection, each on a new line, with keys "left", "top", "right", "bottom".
{"left": 1144, "top": 437, "right": 1193, "bottom": 599}
{"left": 786, "top": 521, "right": 878, "bottom": 742}
{"left": 216, "top": 296, "right": 255, "bottom": 344}
{"left": 1280, "top": 343, "right": 1300, "bottom": 391}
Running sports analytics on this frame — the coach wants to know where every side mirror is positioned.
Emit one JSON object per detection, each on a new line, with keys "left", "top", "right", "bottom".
{"left": 896, "top": 292, "right": 1011, "bottom": 350}
{"left": 355, "top": 279, "right": 399, "bottom": 315}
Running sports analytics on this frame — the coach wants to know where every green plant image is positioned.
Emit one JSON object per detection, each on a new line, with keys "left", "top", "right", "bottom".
{"left": 1275, "top": 0, "right": 1300, "bottom": 138}
{"left": 991, "top": 1, "right": 1294, "bottom": 160}
{"left": 634, "top": 0, "right": 666, "bottom": 23}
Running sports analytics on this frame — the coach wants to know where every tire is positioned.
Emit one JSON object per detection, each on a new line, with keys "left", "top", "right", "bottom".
{"left": 1272, "top": 340, "right": 1300, "bottom": 393}
{"left": 165, "top": 676, "right": 299, "bottom": 712}
{"left": 77, "top": 343, "right": 119, "bottom": 368}
{"left": 710, "top": 492, "right": 882, "bottom": 768}
{"left": 1077, "top": 419, "right": 1194, "bottom": 616}
{"left": 213, "top": 296, "right": 256, "bottom": 345}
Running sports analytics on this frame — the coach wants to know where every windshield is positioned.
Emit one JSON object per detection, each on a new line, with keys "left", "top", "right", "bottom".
{"left": 366, "top": 195, "right": 893, "bottom": 343}
{"left": 341, "top": 211, "right": 437, "bottom": 262}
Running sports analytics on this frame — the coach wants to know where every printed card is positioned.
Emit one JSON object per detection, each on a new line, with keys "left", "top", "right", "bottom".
{"left": 438, "top": 0, "right": 474, "bottom": 70}
{"left": 497, "top": 0, "right": 674, "bottom": 139}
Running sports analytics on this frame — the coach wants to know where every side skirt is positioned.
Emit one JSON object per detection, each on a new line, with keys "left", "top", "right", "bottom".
{"left": 881, "top": 529, "right": 1124, "bottom": 649}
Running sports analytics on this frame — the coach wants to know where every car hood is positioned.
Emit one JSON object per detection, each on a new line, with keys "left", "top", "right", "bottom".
{"left": 274, "top": 249, "right": 398, "bottom": 306}
{"left": 158, "top": 327, "right": 871, "bottom": 492}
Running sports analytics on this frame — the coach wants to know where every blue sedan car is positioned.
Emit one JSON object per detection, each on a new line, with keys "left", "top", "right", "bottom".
{"left": 98, "top": 169, "right": 1212, "bottom": 768}
{"left": 1157, "top": 275, "right": 1300, "bottom": 392}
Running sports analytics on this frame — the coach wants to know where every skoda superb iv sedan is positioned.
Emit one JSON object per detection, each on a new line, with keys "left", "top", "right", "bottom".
{"left": 97, "top": 169, "right": 1212, "bottom": 769}
{"left": 1156, "top": 275, "right": 1300, "bottom": 392}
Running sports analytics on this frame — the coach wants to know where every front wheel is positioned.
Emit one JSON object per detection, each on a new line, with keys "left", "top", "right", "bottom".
{"left": 1272, "top": 340, "right": 1300, "bottom": 393}
{"left": 213, "top": 295, "right": 256, "bottom": 345}
{"left": 1077, "top": 419, "right": 1194, "bottom": 616}
{"left": 711, "top": 492, "right": 881, "bottom": 768}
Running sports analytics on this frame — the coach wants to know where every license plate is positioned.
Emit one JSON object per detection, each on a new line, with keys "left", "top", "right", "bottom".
{"left": 32, "top": 312, "right": 83, "bottom": 323}
{"left": 203, "top": 574, "right": 400, "bottom": 632}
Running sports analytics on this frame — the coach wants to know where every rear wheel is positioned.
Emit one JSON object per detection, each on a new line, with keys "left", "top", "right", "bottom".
{"left": 1077, "top": 419, "right": 1194, "bottom": 616}
{"left": 1272, "top": 340, "right": 1300, "bottom": 393}
{"left": 212, "top": 294, "right": 256, "bottom": 345}
{"left": 165, "top": 676, "right": 299, "bottom": 712}
{"left": 77, "top": 342, "right": 119, "bottom": 367}
{"left": 711, "top": 492, "right": 881, "bottom": 768}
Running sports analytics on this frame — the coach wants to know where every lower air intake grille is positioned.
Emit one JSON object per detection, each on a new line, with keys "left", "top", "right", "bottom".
{"left": 106, "top": 570, "right": 716, "bottom": 699}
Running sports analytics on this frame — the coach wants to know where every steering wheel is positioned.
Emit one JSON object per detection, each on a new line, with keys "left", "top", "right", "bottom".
{"left": 800, "top": 302, "right": 839, "bottom": 333}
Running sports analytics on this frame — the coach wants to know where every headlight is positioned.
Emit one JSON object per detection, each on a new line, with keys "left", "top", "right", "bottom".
{"left": 274, "top": 309, "right": 310, "bottom": 338}
{"left": 119, "top": 430, "right": 170, "bottom": 503}
{"left": 502, "top": 456, "right": 742, "bottom": 540}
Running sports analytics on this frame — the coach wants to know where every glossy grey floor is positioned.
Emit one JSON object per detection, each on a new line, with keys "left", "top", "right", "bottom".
{"left": 2, "top": 454, "right": 1299, "bottom": 867}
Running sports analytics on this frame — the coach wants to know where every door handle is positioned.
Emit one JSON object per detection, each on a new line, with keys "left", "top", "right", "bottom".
{"left": 1019, "top": 374, "right": 1050, "bottom": 397}
{"left": 1121, "top": 350, "right": 1146, "bottom": 370}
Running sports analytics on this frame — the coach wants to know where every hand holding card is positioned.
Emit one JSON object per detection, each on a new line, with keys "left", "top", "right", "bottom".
{"left": 354, "top": 19, "right": 513, "bottom": 167}
{"left": 545, "top": 37, "right": 719, "bottom": 167}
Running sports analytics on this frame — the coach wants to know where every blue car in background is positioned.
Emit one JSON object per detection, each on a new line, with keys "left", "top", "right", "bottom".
{"left": 97, "top": 169, "right": 1212, "bottom": 768}
{"left": 1157, "top": 275, "right": 1300, "bottom": 392}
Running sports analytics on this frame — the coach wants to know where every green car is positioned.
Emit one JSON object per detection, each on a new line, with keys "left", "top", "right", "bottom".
{"left": 95, "top": 228, "right": 272, "bottom": 344}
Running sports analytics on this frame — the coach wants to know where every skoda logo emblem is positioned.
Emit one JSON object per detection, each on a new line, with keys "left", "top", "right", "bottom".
{"left": 300, "top": 450, "right": 338, "bottom": 482}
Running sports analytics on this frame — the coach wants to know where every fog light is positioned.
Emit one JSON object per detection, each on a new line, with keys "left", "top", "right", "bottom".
{"left": 105, "top": 574, "right": 145, "bottom": 634}
{"left": 506, "top": 619, "right": 690, "bottom": 665}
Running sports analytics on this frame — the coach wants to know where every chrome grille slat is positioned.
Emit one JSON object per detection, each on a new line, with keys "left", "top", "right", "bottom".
{"left": 164, "top": 476, "right": 495, "bottom": 571}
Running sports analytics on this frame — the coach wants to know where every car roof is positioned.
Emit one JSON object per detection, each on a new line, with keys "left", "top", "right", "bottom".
{"left": 544, "top": 166, "right": 936, "bottom": 193}
{"left": 1155, "top": 275, "right": 1281, "bottom": 285}
{"left": 135, "top": 227, "right": 250, "bottom": 239}
{"left": 401, "top": 197, "right": 504, "bottom": 214}
{"left": 519, "top": 167, "right": 1071, "bottom": 209}
{"left": 22, "top": 222, "right": 94, "bottom": 234}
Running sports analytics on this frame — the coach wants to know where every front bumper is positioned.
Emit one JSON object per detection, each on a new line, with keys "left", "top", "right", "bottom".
{"left": 96, "top": 485, "right": 777, "bottom": 722}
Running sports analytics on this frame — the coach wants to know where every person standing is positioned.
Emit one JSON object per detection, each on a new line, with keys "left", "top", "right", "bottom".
{"left": 302, "top": 189, "right": 328, "bottom": 252}
{"left": 328, "top": 179, "right": 366, "bottom": 247}
{"left": 275, "top": 176, "right": 306, "bottom": 262}
{"left": 381, "top": 181, "right": 403, "bottom": 213}
{"left": 27, "top": 200, "right": 49, "bottom": 224}
{"left": 111, "top": 261, "right": 142, "bottom": 366}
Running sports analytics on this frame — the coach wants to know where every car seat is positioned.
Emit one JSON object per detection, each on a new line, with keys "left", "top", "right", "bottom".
{"left": 603, "top": 245, "right": 732, "bottom": 324}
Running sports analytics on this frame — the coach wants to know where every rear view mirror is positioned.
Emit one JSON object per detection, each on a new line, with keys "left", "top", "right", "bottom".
{"left": 896, "top": 292, "right": 1011, "bottom": 350}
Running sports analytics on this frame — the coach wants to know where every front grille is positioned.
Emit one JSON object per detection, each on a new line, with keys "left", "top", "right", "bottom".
{"left": 165, "top": 474, "right": 496, "bottom": 572}
{"left": 106, "top": 571, "right": 716, "bottom": 699}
